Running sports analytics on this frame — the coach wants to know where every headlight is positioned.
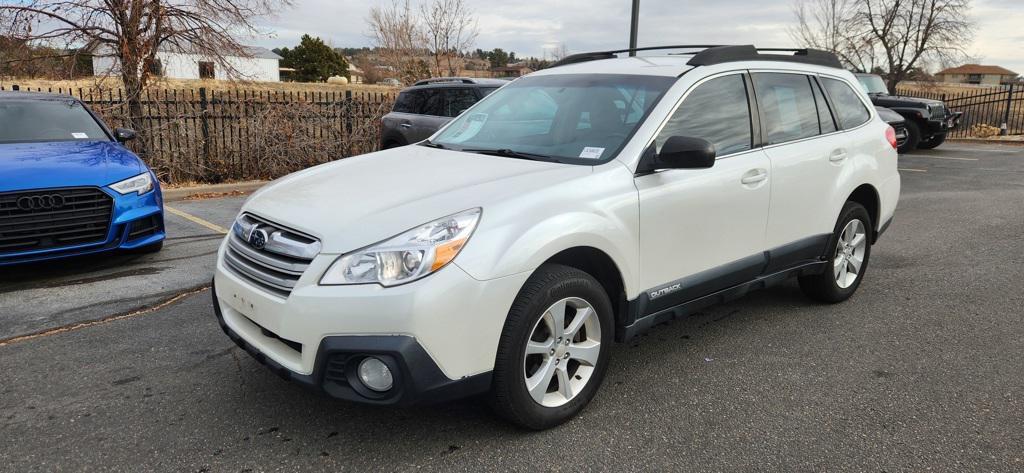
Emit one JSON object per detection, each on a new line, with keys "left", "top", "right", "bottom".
{"left": 320, "top": 208, "right": 481, "bottom": 287}
{"left": 110, "top": 172, "right": 154, "bottom": 195}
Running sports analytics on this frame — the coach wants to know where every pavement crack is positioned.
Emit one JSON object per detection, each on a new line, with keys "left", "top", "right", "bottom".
{"left": 0, "top": 286, "right": 210, "bottom": 347}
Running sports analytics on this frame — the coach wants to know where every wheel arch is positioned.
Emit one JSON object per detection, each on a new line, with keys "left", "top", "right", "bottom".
{"left": 846, "top": 183, "right": 881, "bottom": 242}
{"left": 541, "top": 246, "right": 629, "bottom": 336}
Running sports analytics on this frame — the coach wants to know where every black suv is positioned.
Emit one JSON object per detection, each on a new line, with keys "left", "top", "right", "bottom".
{"left": 854, "top": 73, "right": 962, "bottom": 153}
{"left": 380, "top": 77, "right": 508, "bottom": 149}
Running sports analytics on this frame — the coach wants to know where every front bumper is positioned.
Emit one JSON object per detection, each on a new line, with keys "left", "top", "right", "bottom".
{"left": 212, "top": 238, "right": 530, "bottom": 405}
{"left": 0, "top": 184, "right": 165, "bottom": 266}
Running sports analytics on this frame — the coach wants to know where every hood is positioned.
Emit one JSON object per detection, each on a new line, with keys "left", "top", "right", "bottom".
{"left": 0, "top": 140, "right": 144, "bottom": 193}
{"left": 869, "top": 93, "right": 944, "bottom": 109}
{"left": 874, "top": 106, "right": 906, "bottom": 125}
{"left": 242, "top": 145, "right": 592, "bottom": 254}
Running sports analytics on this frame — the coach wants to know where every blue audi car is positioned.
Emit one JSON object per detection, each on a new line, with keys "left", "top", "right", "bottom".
{"left": 0, "top": 91, "right": 165, "bottom": 266}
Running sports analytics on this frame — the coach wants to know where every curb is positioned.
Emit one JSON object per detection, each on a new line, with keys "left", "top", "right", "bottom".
{"left": 162, "top": 180, "right": 268, "bottom": 202}
{"left": 949, "top": 137, "right": 1024, "bottom": 146}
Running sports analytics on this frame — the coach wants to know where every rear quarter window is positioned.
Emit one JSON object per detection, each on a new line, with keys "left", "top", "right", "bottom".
{"left": 821, "top": 78, "right": 871, "bottom": 129}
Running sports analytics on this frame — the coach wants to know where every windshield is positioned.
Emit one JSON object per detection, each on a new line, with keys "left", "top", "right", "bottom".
{"left": 430, "top": 74, "right": 675, "bottom": 164}
{"left": 856, "top": 75, "right": 889, "bottom": 95}
{"left": 0, "top": 99, "right": 109, "bottom": 144}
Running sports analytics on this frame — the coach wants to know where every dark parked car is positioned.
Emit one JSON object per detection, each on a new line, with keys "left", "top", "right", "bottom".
{"left": 380, "top": 77, "right": 508, "bottom": 149}
{"left": 854, "top": 73, "right": 962, "bottom": 153}
{"left": 876, "top": 106, "right": 909, "bottom": 150}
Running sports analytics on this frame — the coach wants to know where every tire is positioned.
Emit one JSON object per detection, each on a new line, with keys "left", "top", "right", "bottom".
{"left": 897, "top": 120, "right": 921, "bottom": 154}
{"left": 489, "top": 264, "right": 614, "bottom": 430}
{"left": 916, "top": 132, "right": 947, "bottom": 150}
{"left": 798, "top": 202, "right": 872, "bottom": 303}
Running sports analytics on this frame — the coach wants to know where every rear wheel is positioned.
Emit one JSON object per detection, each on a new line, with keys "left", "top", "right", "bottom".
{"left": 799, "top": 202, "right": 872, "bottom": 303}
{"left": 897, "top": 121, "right": 921, "bottom": 154}
{"left": 489, "top": 264, "right": 613, "bottom": 430}
{"left": 917, "top": 132, "right": 947, "bottom": 150}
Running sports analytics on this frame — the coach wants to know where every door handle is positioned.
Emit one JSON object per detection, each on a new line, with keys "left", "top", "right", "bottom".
{"left": 399, "top": 123, "right": 412, "bottom": 129}
{"left": 829, "top": 149, "right": 848, "bottom": 162}
{"left": 741, "top": 169, "right": 768, "bottom": 185}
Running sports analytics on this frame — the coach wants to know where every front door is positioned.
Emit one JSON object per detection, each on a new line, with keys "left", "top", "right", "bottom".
{"left": 636, "top": 72, "right": 771, "bottom": 313}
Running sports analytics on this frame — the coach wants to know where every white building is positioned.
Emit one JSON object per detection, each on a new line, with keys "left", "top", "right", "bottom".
{"left": 92, "top": 45, "right": 282, "bottom": 82}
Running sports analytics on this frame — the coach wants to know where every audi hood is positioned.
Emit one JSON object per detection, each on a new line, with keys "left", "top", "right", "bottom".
{"left": 239, "top": 145, "right": 592, "bottom": 254}
{"left": 0, "top": 140, "right": 145, "bottom": 193}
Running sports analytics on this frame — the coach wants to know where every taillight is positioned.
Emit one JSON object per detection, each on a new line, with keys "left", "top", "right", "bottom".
{"left": 885, "top": 126, "right": 898, "bottom": 149}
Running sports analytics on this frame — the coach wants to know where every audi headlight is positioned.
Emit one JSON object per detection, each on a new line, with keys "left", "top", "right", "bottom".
{"left": 110, "top": 172, "right": 154, "bottom": 195}
{"left": 320, "top": 208, "right": 481, "bottom": 287}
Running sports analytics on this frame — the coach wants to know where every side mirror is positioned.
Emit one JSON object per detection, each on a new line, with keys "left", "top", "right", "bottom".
{"left": 114, "top": 127, "right": 136, "bottom": 143}
{"left": 637, "top": 136, "right": 716, "bottom": 173}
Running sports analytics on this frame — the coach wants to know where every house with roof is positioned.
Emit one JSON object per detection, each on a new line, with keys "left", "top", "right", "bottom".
{"left": 92, "top": 45, "right": 282, "bottom": 82}
{"left": 935, "top": 64, "right": 1019, "bottom": 86}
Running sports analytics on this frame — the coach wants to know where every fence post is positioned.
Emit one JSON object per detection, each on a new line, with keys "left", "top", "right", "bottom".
{"left": 1001, "top": 84, "right": 1013, "bottom": 136}
{"left": 199, "top": 87, "right": 211, "bottom": 165}
{"left": 344, "top": 90, "right": 353, "bottom": 154}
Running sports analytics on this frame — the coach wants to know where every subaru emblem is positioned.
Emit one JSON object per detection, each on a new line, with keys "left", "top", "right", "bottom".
{"left": 248, "top": 227, "right": 269, "bottom": 250}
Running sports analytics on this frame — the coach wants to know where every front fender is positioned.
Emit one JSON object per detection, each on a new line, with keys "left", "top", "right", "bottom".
{"left": 453, "top": 164, "right": 641, "bottom": 297}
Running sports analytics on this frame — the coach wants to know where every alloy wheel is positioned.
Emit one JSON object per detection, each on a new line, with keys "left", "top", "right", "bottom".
{"left": 833, "top": 219, "right": 867, "bottom": 289}
{"left": 522, "top": 297, "right": 602, "bottom": 407}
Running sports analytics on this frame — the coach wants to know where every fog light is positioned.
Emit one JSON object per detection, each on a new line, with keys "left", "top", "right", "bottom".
{"left": 357, "top": 357, "right": 393, "bottom": 392}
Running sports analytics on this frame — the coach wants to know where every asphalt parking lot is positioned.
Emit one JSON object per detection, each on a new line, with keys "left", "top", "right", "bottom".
{"left": 2, "top": 142, "right": 1023, "bottom": 471}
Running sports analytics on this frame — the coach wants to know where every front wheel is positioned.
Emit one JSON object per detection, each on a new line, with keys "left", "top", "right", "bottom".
{"left": 799, "top": 202, "right": 872, "bottom": 303}
{"left": 916, "top": 132, "right": 947, "bottom": 150}
{"left": 489, "top": 264, "right": 613, "bottom": 430}
{"left": 897, "top": 121, "right": 921, "bottom": 154}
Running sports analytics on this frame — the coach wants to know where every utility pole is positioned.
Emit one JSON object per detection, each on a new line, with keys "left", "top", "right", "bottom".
{"left": 629, "top": 0, "right": 639, "bottom": 56}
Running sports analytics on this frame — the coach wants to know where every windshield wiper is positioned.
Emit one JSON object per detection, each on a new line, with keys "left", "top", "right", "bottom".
{"left": 420, "top": 140, "right": 446, "bottom": 149}
{"left": 459, "top": 148, "right": 556, "bottom": 162}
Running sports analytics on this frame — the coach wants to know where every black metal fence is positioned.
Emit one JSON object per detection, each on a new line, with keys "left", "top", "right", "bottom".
{"left": 895, "top": 84, "right": 1022, "bottom": 138}
{"left": 0, "top": 84, "right": 398, "bottom": 183}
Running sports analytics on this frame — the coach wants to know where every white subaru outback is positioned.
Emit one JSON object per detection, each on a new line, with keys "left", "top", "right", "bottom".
{"left": 212, "top": 45, "right": 900, "bottom": 429}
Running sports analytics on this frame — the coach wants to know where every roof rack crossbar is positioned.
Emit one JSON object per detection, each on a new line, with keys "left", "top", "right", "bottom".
{"left": 413, "top": 77, "right": 477, "bottom": 86}
{"left": 548, "top": 44, "right": 843, "bottom": 69}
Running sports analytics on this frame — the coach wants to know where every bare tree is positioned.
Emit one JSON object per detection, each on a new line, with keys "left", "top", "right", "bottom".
{"left": 789, "top": 0, "right": 879, "bottom": 73}
{"left": 549, "top": 43, "right": 569, "bottom": 62}
{"left": 0, "top": 0, "right": 289, "bottom": 152}
{"left": 862, "top": 0, "right": 974, "bottom": 91}
{"left": 791, "top": 0, "right": 975, "bottom": 92}
{"left": 366, "top": 0, "right": 427, "bottom": 84}
{"left": 420, "top": 0, "right": 478, "bottom": 77}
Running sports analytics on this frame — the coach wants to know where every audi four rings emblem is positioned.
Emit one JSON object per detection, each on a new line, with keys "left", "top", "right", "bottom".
{"left": 17, "top": 194, "right": 66, "bottom": 211}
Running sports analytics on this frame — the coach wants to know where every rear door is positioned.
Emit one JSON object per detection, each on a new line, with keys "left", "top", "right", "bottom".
{"left": 753, "top": 72, "right": 848, "bottom": 271}
{"left": 635, "top": 72, "right": 771, "bottom": 311}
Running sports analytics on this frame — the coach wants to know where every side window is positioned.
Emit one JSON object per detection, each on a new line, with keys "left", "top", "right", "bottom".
{"left": 811, "top": 78, "right": 837, "bottom": 134}
{"left": 393, "top": 90, "right": 424, "bottom": 114}
{"left": 444, "top": 88, "right": 479, "bottom": 117}
{"left": 419, "top": 89, "right": 444, "bottom": 116}
{"left": 752, "top": 72, "right": 820, "bottom": 145}
{"left": 821, "top": 77, "right": 871, "bottom": 129}
{"left": 655, "top": 74, "right": 752, "bottom": 156}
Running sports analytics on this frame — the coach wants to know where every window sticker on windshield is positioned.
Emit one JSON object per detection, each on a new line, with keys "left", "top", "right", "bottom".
{"left": 72, "top": 132, "right": 89, "bottom": 139}
{"left": 446, "top": 112, "right": 488, "bottom": 143}
{"left": 579, "top": 147, "right": 605, "bottom": 159}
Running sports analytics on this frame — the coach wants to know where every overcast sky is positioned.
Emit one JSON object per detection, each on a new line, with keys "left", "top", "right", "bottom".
{"left": 253, "top": 0, "right": 1024, "bottom": 75}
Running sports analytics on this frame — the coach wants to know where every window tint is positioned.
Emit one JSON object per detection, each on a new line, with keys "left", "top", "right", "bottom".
{"left": 0, "top": 100, "right": 109, "bottom": 144}
{"left": 752, "top": 73, "right": 820, "bottom": 145}
{"left": 444, "top": 88, "right": 478, "bottom": 117}
{"left": 393, "top": 90, "right": 424, "bottom": 114}
{"left": 419, "top": 89, "right": 444, "bottom": 116}
{"left": 655, "top": 74, "right": 752, "bottom": 156}
{"left": 811, "top": 78, "right": 837, "bottom": 134}
{"left": 821, "top": 77, "right": 871, "bottom": 129}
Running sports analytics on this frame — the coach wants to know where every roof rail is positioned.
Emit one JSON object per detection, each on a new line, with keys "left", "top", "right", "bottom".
{"left": 548, "top": 44, "right": 843, "bottom": 69}
{"left": 550, "top": 45, "right": 723, "bottom": 68}
{"left": 687, "top": 45, "right": 842, "bottom": 68}
{"left": 413, "top": 77, "right": 478, "bottom": 86}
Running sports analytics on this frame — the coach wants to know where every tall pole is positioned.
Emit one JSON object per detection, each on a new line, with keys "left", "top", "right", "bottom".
{"left": 629, "top": 0, "right": 639, "bottom": 56}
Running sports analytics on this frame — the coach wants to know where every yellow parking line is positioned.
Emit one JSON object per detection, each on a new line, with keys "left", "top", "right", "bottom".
{"left": 898, "top": 168, "right": 928, "bottom": 173}
{"left": 902, "top": 154, "right": 978, "bottom": 161}
{"left": 165, "top": 205, "right": 230, "bottom": 234}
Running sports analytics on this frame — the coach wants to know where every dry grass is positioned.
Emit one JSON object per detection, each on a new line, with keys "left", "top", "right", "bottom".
{"left": 0, "top": 76, "right": 398, "bottom": 94}
{"left": 897, "top": 81, "right": 1006, "bottom": 95}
